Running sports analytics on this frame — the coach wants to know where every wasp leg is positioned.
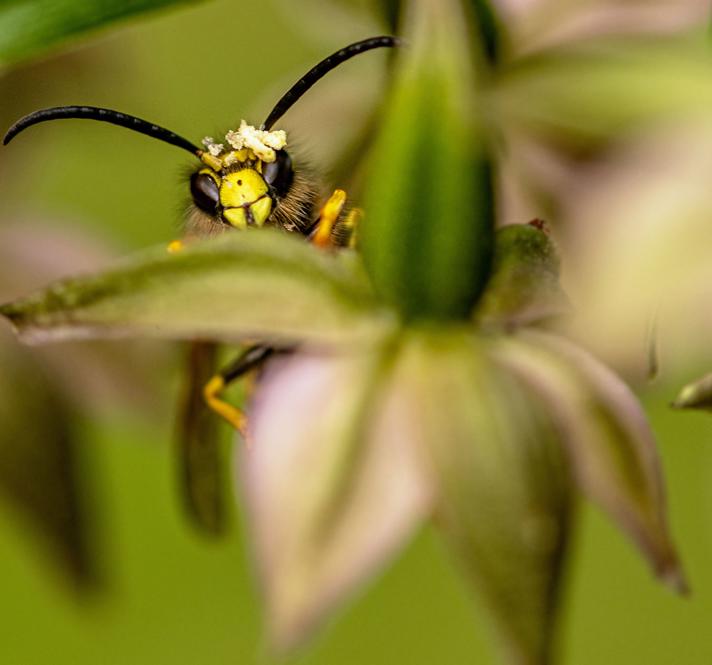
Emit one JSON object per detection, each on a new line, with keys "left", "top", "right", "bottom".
{"left": 312, "top": 189, "right": 347, "bottom": 248}
{"left": 203, "top": 345, "right": 276, "bottom": 438}
{"left": 167, "top": 239, "right": 185, "bottom": 253}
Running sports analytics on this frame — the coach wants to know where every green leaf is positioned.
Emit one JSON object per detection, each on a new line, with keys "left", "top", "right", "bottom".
{"left": 494, "top": 37, "right": 712, "bottom": 147}
{"left": 361, "top": 0, "right": 495, "bottom": 321}
{"left": 672, "top": 372, "right": 712, "bottom": 411}
{"left": 380, "top": 0, "right": 400, "bottom": 30}
{"left": 380, "top": 0, "right": 505, "bottom": 64}
{"left": 0, "top": 230, "right": 392, "bottom": 347}
{"left": 0, "top": 0, "right": 205, "bottom": 67}
{"left": 402, "top": 329, "right": 571, "bottom": 665}
{"left": 467, "top": 0, "right": 505, "bottom": 65}
{"left": 494, "top": 331, "right": 686, "bottom": 593}
{"left": 0, "top": 327, "right": 97, "bottom": 587}
{"left": 474, "top": 221, "right": 569, "bottom": 330}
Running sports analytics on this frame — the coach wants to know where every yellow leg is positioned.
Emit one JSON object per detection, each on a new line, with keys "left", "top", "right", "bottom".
{"left": 202, "top": 346, "right": 273, "bottom": 444}
{"left": 167, "top": 239, "right": 185, "bottom": 253}
{"left": 203, "top": 376, "right": 249, "bottom": 440}
{"left": 312, "top": 189, "right": 347, "bottom": 248}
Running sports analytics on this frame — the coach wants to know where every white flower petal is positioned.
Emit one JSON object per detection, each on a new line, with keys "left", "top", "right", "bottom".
{"left": 399, "top": 330, "right": 571, "bottom": 665}
{"left": 493, "top": 330, "right": 685, "bottom": 592}
{"left": 240, "top": 344, "right": 432, "bottom": 650}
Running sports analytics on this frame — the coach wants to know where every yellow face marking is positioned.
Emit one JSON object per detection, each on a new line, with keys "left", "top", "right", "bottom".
{"left": 223, "top": 207, "right": 248, "bottom": 230}
{"left": 249, "top": 196, "right": 272, "bottom": 227}
{"left": 219, "top": 169, "right": 268, "bottom": 208}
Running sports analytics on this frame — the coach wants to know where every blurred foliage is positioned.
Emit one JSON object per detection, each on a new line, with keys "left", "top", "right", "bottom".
{"left": 0, "top": 220, "right": 169, "bottom": 588}
{"left": 0, "top": 231, "right": 388, "bottom": 345}
{"left": 467, "top": 0, "right": 505, "bottom": 64}
{"left": 0, "top": 326, "right": 95, "bottom": 586}
{"left": 361, "top": 0, "right": 493, "bottom": 320}
{"left": 379, "top": 0, "right": 505, "bottom": 63}
{"left": 0, "top": 0, "right": 206, "bottom": 67}
{"left": 495, "top": 37, "right": 712, "bottom": 147}
{"left": 474, "top": 222, "right": 568, "bottom": 329}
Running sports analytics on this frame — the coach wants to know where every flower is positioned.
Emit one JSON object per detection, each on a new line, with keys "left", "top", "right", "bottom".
{"left": 0, "top": 0, "right": 690, "bottom": 662}
{"left": 0, "top": 217, "right": 685, "bottom": 664}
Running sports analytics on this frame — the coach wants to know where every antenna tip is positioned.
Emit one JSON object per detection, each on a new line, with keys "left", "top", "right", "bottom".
{"left": 3, "top": 120, "right": 24, "bottom": 146}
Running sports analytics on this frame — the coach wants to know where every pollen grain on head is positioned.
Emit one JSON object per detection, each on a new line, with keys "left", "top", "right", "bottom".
{"left": 200, "top": 123, "right": 288, "bottom": 166}
{"left": 201, "top": 136, "right": 224, "bottom": 157}
{"left": 225, "top": 121, "right": 287, "bottom": 163}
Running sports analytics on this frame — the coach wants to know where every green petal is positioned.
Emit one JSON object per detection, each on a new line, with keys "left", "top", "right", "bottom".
{"left": 494, "top": 330, "right": 686, "bottom": 592}
{"left": 0, "top": 328, "right": 97, "bottom": 587}
{"left": 0, "top": 231, "right": 391, "bottom": 346}
{"left": 672, "top": 372, "right": 712, "bottom": 411}
{"left": 474, "top": 222, "right": 569, "bottom": 330}
{"left": 494, "top": 36, "right": 712, "bottom": 147}
{"left": 0, "top": 0, "right": 205, "bottom": 67}
{"left": 241, "top": 339, "right": 432, "bottom": 650}
{"left": 467, "top": 0, "right": 507, "bottom": 65}
{"left": 381, "top": 0, "right": 400, "bottom": 30}
{"left": 381, "top": 0, "right": 506, "bottom": 63}
{"left": 401, "top": 328, "right": 571, "bottom": 665}
{"left": 361, "top": 0, "right": 495, "bottom": 321}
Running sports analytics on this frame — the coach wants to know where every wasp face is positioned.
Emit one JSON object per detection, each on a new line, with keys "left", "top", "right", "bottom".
{"left": 189, "top": 145, "right": 295, "bottom": 231}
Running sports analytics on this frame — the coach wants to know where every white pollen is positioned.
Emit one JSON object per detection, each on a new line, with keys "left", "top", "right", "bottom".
{"left": 202, "top": 137, "right": 224, "bottom": 156}
{"left": 224, "top": 120, "right": 287, "bottom": 163}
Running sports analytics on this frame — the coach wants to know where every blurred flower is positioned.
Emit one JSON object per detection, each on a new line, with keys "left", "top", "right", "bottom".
{"left": 236, "top": 222, "right": 684, "bottom": 660}
{"left": 0, "top": 0, "right": 694, "bottom": 662}
{"left": 673, "top": 372, "right": 712, "bottom": 411}
{"left": 495, "top": 0, "right": 709, "bottom": 55}
{"left": 274, "top": 0, "right": 712, "bottom": 387}
{"left": 548, "top": 123, "right": 712, "bottom": 378}
{"left": 0, "top": 222, "right": 685, "bottom": 664}
{"left": 485, "top": 5, "right": 712, "bottom": 390}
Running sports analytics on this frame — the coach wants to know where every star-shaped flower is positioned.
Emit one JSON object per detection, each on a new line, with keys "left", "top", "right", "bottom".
{"left": 0, "top": 0, "right": 689, "bottom": 662}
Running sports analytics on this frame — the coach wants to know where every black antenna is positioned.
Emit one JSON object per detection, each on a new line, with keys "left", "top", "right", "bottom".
{"left": 262, "top": 35, "right": 401, "bottom": 131}
{"left": 3, "top": 105, "right": 202, "bottom": 155}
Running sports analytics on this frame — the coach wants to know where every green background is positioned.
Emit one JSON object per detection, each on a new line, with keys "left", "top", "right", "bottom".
{"left": 0, "top": 1, "right": 711, "bottom": 663}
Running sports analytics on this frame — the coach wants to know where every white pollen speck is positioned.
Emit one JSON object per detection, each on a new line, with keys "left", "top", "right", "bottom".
{"left": 223, "top": 120, "right": 287, "bottom": 163}
{"left": 202, "top": 136, "right": 224, "bottom": 156}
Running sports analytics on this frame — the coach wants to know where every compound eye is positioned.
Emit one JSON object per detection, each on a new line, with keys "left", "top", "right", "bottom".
{"left": 262, "top": 149, "right": 294, "bottom": 198}
{"left": 190, "top": 172, "right": 220, "bottom": 214}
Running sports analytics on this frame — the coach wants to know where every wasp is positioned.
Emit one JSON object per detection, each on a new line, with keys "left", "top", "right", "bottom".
{"left": 4, "top": 35, "right": 399, "bottom": 435}
{"left": 4, "top": 35, "right": 399, "bottom": 531}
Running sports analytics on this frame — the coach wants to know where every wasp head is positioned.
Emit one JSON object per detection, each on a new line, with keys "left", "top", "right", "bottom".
{"left": 188, "top": 122, "right": 294, "bottom": 230}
